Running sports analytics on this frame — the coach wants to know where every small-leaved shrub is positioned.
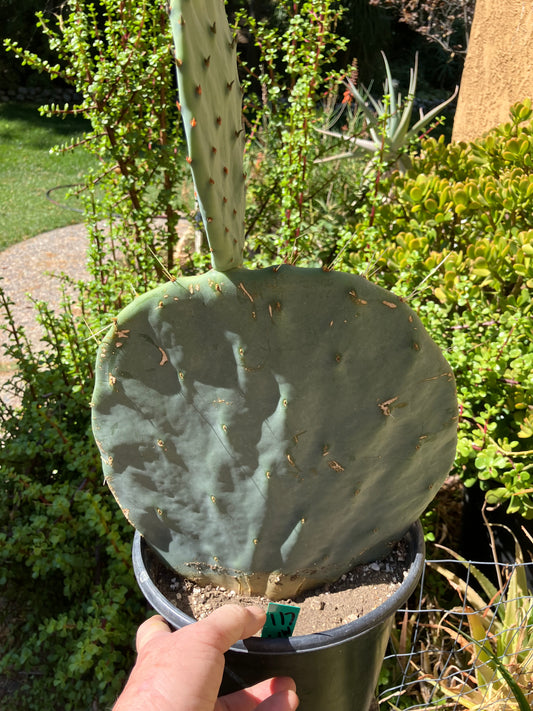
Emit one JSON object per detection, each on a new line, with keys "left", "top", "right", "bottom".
{"left": 0, "top": 289, "right": 145, "bottom": 711}
{"left": 236, "top": 0, "right": 362, "bottom": 266}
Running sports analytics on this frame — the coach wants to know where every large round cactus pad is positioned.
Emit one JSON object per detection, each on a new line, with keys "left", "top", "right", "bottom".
{"left": 92, "top": 266, "right": 457, "bottom": 598}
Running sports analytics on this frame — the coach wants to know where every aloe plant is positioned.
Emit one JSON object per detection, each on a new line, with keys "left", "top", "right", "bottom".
{"left": 318, "top": 52, "right": 458, "bottom": 173}
{"left": 421, "top": 530, "right": 533, "bottom": 709}
{"left": 91, "top": 0, "right": 458, "bottom": 600}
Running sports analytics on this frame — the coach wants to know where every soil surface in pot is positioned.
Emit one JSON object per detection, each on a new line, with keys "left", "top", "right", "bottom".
{"left": 145, "top": 538, "right": 411, "bottom": 636}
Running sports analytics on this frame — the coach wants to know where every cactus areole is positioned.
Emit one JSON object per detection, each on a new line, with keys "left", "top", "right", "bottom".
{"left": 91, "top": 0, "right": 457, "bottom": 601}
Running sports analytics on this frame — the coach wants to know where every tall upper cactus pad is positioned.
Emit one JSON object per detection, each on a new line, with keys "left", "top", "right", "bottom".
{"left": 170, "top": 0, "right": 245, "bottom": 270}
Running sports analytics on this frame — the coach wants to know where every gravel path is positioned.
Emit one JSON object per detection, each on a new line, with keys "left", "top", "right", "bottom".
{"left": 0, "top": 223, "right": 90, "bottom": 407}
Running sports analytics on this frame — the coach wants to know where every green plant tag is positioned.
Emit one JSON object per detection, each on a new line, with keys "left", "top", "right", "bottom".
{"left": 261, "top": 603, "right": 300, "bottom": 638}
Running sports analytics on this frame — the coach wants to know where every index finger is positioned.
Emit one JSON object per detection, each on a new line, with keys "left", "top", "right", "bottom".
{"left": 192, "top": 604, "right": 266, "bottom": 653}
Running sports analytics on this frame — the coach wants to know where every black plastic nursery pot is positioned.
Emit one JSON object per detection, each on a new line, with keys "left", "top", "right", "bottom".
{"left": 132, "top": 520, "right": 425, "bottom": 711}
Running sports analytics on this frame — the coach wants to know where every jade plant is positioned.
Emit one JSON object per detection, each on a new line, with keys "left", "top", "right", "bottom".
{"left": 91, "top": 0, "right": 458, "bottom": 601}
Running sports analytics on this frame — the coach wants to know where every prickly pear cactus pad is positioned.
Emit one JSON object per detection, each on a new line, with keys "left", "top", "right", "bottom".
{"left": 170, "top": 0, "right": 246, "bottom": 271}
{"left": 92, "top": 266, "right": 457, "bottom": 599}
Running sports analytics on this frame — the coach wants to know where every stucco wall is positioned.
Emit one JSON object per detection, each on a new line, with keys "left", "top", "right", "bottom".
{"left": 452, "top": 0, "right": 533, "bottom": 143}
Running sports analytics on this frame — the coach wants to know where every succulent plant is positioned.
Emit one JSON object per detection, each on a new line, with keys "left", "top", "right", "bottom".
{"left": 91, "top": 0, "right": 458, "bottom": 600}
{"left": 318, "top": 52, "right": 458, "bottom": 174}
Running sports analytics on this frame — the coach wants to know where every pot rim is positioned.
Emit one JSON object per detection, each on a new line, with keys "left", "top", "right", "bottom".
{"left": 132, "top": 519, "right": 425, "bottom": 654}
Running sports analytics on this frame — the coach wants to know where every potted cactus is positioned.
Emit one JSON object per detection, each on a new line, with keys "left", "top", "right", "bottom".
{"left": 91, "top": 0, "right": 458, "bottom": 708}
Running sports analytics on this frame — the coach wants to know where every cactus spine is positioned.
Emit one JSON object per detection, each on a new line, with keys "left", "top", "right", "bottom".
{"left": 91, "top": 0, "right": 458, "bottom": 600}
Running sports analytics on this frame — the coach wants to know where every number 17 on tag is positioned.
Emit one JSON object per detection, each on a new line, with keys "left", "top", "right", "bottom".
{"left": 261, "top": 602, "right": 300, "bottom": 639}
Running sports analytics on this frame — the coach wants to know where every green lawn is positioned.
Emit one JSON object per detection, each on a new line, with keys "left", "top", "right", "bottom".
{"left": 0, "top": 102, "right": 97, "bottom": 251}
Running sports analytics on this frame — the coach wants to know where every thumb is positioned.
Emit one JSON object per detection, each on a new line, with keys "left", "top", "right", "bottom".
{"left": 136, "top": 615, "right": 172, "bottom": 653}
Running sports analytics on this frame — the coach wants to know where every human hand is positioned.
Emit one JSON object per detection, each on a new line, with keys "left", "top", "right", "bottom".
{"left": 113, "top": 604, "right": 299, "bottom": 711}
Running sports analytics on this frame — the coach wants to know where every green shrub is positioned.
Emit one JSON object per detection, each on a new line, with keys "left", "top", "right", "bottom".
{"left": 236, "top": 0, "right": 362, "bottom": 266}
{"left": 0, "top": 289, "right": 145, "bottom": 711}
{"left": 341, "top": 99, "right": 533, "bottom": 518}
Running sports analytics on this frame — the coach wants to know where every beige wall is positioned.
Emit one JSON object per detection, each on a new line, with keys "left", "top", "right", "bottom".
{"left": 452, "top": 0, "right": 533, "bottom": 143}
